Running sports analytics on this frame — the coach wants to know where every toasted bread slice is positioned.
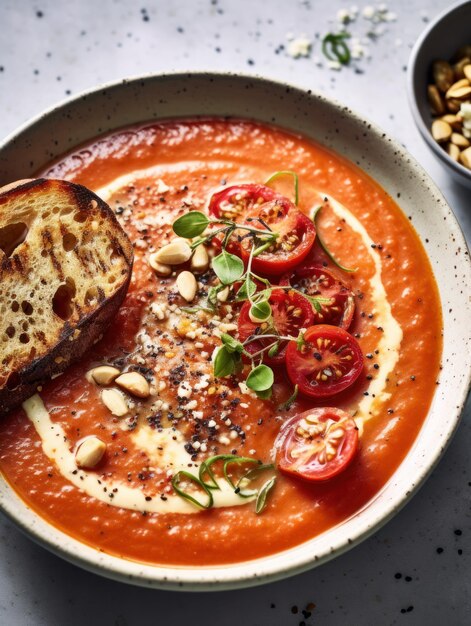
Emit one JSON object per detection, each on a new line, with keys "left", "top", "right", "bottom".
{"left": 0, "top": 179, "right": 133, "bottom": 414}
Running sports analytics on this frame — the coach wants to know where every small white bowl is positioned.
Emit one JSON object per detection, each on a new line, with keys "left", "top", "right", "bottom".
{"left": 408, "top": 0, "right": 471, "bottom": 187}
{"left": 0, "top": 72, "right": 470, "bottom": 590}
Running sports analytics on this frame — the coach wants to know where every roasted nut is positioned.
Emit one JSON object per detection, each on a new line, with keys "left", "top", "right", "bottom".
{"left": 154, "top": 239, "right": 192, "bottom": 265}
{"left": 447, "top": 98, "right": 462, "bottom": 113}
{"left": 115, "top": 372, "right": 150, "bottom": 398}
{"left": 459, "top": 146, "right": 471, "bottom": 169}
{"left": 453, "top": 57, "right": 471, "bottom": 79}
{"left": 464, "top": 65, "right": 471, "bottom": 82}
{"left": 217, "top": 286, "right": 230, "bottom": 302}
{"left": 433, "top": 60, "right": 454, "bottom": 93}
{"left": 75, "top": 436, "right": 106, "bottom": 469}
{"left": 427, "top": 84, "right": 445, "bottom": 115}
{"left": 446, "top": 142, "right": 461, "bottom": 161}
{"left": 149, "top": 253, "right": 172, "bottom": 276}
{"left": 446, "top": 79, "right": 471, "bottom": 100}
{"left": 431, "top": 119, "right": 452, "bottom": 143}
{"left": 101, "top": 388, "right": 129, "bottom": 416}
{"left": 90, "top": 366, "right": 121, "bottom": 385}
{"left": 451, "top": 132, "right": 470, "bottom": 149}
{"left": 190, "top": 245, "right": 209, "bottom": 273}
{"left": 176, "top": 270, "right": 198, "bottom": 302}
{"left": 441, "top": 114, "right": 463, "bottom": 130}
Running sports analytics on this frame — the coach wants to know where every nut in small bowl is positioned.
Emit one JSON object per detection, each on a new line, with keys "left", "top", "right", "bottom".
{"left": 408, "top": 1, "right": 471, "bottom": 187}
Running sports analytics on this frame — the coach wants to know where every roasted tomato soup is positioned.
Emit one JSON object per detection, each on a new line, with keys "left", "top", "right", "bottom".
{"left": 0, "top": 119, "right": 442, "bottom": 566}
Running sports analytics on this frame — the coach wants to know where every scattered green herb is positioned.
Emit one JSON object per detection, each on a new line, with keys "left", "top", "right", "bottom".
{"left": 171, "top": 471, "right": 213, "bottom": 509}
{"left": 322, "top": 32, "right": 351, "bottom": 65}
{"left": 172, "top": 454, "right": 276, "bottom": 514}
{"left": 173, "top": 210, "right": 210, "bottom": 237}
{"left": 255, "top": 476, "right": 277, "bottom": 514}
{"left": 246, "top": 364, "right": 274, "bottom": 392}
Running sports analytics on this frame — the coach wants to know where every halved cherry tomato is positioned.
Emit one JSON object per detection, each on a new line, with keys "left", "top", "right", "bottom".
{"left": 238, "top": 289, "right": 314, "bottom": 365}
{"left": 280, "top": 264, "right": 355, "bottom": 329}
{"left": 239, "top": 201, "right": 316, "bottom": 276}
{"left": 275, "top": 407, "right": 359, "bottom": 481}
{"left": 285, "top": 325, "right": 363, "bottom": 398}
{"left": 208, "top": 184, "right": 281, "bottom": 220}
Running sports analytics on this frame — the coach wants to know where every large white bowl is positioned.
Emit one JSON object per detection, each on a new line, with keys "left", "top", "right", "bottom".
{"left": 0, "top": 72, "right": 470, "bottom": 591}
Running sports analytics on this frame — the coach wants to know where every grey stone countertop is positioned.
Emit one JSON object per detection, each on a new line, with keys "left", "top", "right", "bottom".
{"left": 0, "top": 1, "right": 470, "bottom": 624}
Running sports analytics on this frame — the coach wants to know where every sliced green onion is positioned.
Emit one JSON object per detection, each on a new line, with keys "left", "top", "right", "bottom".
{"left": 255, "top": 476, "right": 277, "bottom": 514}
{"left": 223, "top": 457, "right": 261, "bottom": 491}
{"left": 198, "top": 454, "right": 252, "bottom": 490}
{"left": 235, "top": 463, "right": 275, "bottom": 498}
{"left": 313, "top": 205, "right": 358, "bottom": 273}
{"left": 265, "top": 170, "right": 299, "bottom": 205}
{"left": 322, "top": 33, "right": 351, "bottom": 65}
{"left": 171, "top": 471, "right": 214, "bottom": 509}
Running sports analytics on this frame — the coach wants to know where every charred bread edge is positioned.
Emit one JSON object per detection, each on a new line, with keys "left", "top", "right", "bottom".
{"left": 0, "top": 178, "right": 134, "bottom": 415}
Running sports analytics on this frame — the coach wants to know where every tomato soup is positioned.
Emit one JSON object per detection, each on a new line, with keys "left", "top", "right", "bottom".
{"left": 0, "top": 119, "right": 442, "bottom": 566}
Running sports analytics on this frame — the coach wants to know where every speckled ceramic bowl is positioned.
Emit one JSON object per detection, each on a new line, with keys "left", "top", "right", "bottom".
{"left": 0, "top": 72, "right": 470, "bottom": 591}
{"left": 407, "top": 0, "right": 471, "bottom": 188}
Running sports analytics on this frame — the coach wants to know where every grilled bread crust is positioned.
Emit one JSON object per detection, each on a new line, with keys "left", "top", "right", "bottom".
{"left": 0, "top": 179, "right": 133, "bottom": 414}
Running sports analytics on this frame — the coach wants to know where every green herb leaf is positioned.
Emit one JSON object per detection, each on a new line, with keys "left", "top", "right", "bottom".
{"left": 220, "top": 333, "right": 244, "bottom": 354}
{"left": 322, "top": 32, "right": 351, "bottom": 65}
{"left": 268, "top": 342, "right": 280, "bottom": 358}
{"left": 255, "top": 388, "right": 273, "bottom": 400}
{"left": 173, "top": 211, "right": 210, "bottom": 238}
{"left": 246, "top": 364, "right": 274, "bottom": 392}
{"left": 213, "top": 346, "right": 236, "bottom": 378}
{"left": 278, "top": 384, "right": 299, "bottom": 411}
{"left": 249, "top": 299, "right": 272, "bottom": 322}
{"left": 313, "top": 205, "right": 358, "bottom": 273}
{"left": 255, "top": 476, "right": 276, "bottom": 514}
{"left": 235, "top": 278, "right": 257, "bottom": 302}
{"left": 265, "top": 171, "right": 299, "bottom": 205}
{"left": 171, "top": 471, "right": 214, "bottom": 509}
{"left": 212, "top": 250, "right": 245, "bottom": 285}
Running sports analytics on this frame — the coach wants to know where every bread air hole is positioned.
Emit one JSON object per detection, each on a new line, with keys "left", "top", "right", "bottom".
{"left": 52, "top": 278, "right": 76, "bottom": 320}
{"left": 62, "top": 232, "right": 78, "bottom": 252}
{"left": 84, "top": 286, "right": 99, "bottom": 307}
{"left": 0, "top": 222, "right": 28, "bottom": 257}
{"left": 21, "top": 301, "right": 33, "bottom": 315}
{"left": 74, "top": 211, "right": 87, "bottom": 223}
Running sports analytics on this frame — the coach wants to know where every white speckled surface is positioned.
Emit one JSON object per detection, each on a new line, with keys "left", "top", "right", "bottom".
{"left": 0, "top": 0, "right": 470, "bottom": 624}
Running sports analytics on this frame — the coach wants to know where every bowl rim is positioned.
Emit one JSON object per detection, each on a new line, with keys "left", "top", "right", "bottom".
{"left": 407, "top": 0, "right": 471, "bottom": 180}
{"left": 0, "top": 70, "right": 470, "bottom": 591}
